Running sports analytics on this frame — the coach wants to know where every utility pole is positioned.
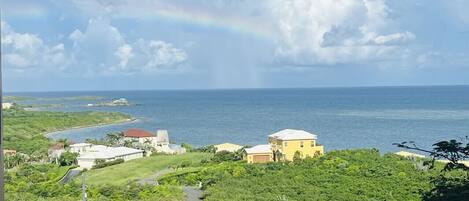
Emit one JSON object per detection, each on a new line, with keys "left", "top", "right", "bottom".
{"left": 0, "top": 8, "right": 5, "bottom": 201}
{"left": 82, "top": 172, "right": 87, "bottom": 201}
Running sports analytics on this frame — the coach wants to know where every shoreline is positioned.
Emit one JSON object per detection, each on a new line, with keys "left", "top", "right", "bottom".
{"left": 45, "top": 118, "right": 139, "bottom": 138}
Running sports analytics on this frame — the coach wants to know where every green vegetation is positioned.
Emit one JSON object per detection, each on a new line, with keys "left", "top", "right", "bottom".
{"left": 83, "top": 153, "right": 212, "bottom": 186}
{"left": 5, "top": 164, "right": 184, "bottom": 201}
{"left": 3, "top": 95, "right": 104, "bottom": 102}
{"left": 395, "top": 139, "right": 469, "bottom": 200}
{"left": 3, "top": 96, "right": 35, "bottom": 102}
{"left": 3, "top": 109, "right": 132, "bottom": 155}
{"left": 92, "top": 158, "right": 125, "bottom": 169}
{"left": 160, "top": 149, "right": 467, "bottom": 201}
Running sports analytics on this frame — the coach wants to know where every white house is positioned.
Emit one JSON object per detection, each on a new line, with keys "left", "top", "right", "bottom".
{"left": 214, "top": 143, "right": 243, "bottom": 153}
{"left": 123, "top": 129, "right": 158, "bottom": 146}
{"left": 70, "top": 143, "right": 93, "bottom": 153}
{"left": 122, "top": 128, "right": 182, "bottom": 154}
{"left": 76, "top": 145, "right": 143, "bottom": 169}
{"left": 2, "top": 103, "right": 14, "bottom": 110}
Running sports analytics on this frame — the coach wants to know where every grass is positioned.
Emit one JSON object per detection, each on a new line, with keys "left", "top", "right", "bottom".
{"left": 83, "top": 153, "right": 212, "bottom": 186}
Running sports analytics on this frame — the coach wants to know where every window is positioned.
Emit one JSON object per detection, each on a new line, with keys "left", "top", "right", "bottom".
{"left": 284, "top": 142, "right": 288, "bottom": 147}
{"left": 300, "top": 141, "right": 304, "bottom": 148}
{"left": 311, "top": 141, "right": 315, "bottom": 147}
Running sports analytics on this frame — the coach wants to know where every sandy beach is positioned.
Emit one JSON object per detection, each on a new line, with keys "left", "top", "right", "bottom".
{"left": 45, "top": 118, "right": 139, "bottom": 137}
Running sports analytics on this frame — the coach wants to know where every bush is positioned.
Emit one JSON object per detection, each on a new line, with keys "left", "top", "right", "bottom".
{"left": 211, "top": 151, "right": 241, "bottom": 162}
{"left": 92, "top": 159, "right": 124, "bottom": 169}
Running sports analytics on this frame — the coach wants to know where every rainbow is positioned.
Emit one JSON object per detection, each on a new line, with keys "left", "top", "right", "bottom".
{"left": 120, "top": 3, "right": 275, "bottom": 40}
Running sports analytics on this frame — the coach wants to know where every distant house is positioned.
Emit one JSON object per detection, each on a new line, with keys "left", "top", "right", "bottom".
{"left": 214, "top": 143, "right": 243, "bottom": 153}
{"left": 123, "top": 129, "right": 156, "bottom": 145}
{"left": 123, "top": 128, "right": 184, "bottom": 154}
{"left": 3, "top": 149, "right": 17, "bottom": 156}
{"left": 2, "top": 103, "right": 14, "bottom": 110}
{"left": 245, "top": 129, "right": 325, "bottom": 163}
{"left": 76, "top": 145, "right": 143, "bottom": 169}
{"left": 49, "top": 143, "right": 65, "bottom": 160}
{"left": 269, "top": 129, "right": 324, "bottom": 161}
{"left": 245, "top": 145, "right": 273, "bottom": 163}
{"left": 70, "top": 143, "right": 93, "bottom": 154}
{"left": 395, "top": 151, "right": 425, "bottom": 159}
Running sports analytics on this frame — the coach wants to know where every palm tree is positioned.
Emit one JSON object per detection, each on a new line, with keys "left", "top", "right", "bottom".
{"left": 105, "top": 132, "right": 123, "bottom": 146}
{"left": 56, "top": 138, "right": 71, "bottom": 149}
{"left": 123, "top": 140, "right": 134, "bottom": 148}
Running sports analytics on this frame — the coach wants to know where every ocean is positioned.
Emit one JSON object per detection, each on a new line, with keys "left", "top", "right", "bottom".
{"left": 8, "top": 85, "right": 469, "bottom": 153}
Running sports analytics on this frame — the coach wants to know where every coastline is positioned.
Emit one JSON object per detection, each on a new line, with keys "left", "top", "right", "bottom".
{"left": 45, "top": 117, "right": 138, "bottom": 138}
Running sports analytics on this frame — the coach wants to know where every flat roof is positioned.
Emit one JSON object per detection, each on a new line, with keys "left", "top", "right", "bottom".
{"left": 70, "top": 143, "right": 92, "bottom": 147}
{"left": 77, "top": 145, "right": 143, "bottom": 160}
{"left": 269, "top": 129, "right": 317, "bottom": 140}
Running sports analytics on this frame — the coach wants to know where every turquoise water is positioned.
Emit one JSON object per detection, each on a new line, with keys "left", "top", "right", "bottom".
{"left": 9, "top": 86, "right": 469, "bottom": 153}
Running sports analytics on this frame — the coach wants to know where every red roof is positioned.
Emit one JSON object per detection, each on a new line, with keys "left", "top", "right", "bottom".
{"left": 124, "top": 129, "right": 154, "bottom": 138}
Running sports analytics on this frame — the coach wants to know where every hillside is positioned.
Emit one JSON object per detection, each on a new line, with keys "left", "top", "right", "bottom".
{"left": 161, "top": 149, "right": 464, "bottom": 201}
{"left": 2, "top": 109, "right": 132, "bottom": 154}
{"left": 83, "top": 153, "right": 212, "bottom": 186}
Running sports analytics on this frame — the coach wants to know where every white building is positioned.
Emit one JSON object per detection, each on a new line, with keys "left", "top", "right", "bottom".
{"left": 123, "top": 129, "right": 158, "bottom": 146}
{"left": 214, "top": 143, "right": 243, "bottom": 153}
{"left": 76, "top": 145, "right": 143, "bottom": 169}
{"left": 122, "top": 128, "right": 183, "bottom": 154}
{"left": 70, "top": 143, "right": 93, "bottom": 154}
{"left": 2, "top": 103, "right": 14, "bottom": 110}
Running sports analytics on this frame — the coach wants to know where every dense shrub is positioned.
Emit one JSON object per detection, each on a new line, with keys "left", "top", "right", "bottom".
{"left": 92, "top": 159, "right": 125, "bottom": 169}
{"left": 161, "top": 149, "right": 461, "bottom": 201}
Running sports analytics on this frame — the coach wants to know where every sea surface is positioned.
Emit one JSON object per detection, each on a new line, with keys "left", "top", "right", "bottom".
{"left": 8, "top": 86, "right": 469, "bottom": 153}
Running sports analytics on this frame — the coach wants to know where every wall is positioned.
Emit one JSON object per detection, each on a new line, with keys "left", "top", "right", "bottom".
{"left": 271, "top": 139, "right": 324, "bottom": 161}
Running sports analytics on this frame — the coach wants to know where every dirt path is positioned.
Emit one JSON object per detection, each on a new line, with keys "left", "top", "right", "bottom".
{"left": 136, "top": 168, "right": 204, "bottom": 200}
{"left": 136, "top": 168, "right": 174, "bottom": 185}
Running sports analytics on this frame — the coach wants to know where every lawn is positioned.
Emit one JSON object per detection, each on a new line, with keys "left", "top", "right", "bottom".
{"left": 82, "top": 153, "right": 212, "bottom": 186}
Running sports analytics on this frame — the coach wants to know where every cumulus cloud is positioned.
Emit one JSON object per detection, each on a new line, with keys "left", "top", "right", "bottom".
{"left": 1, "top": 20, "right": 69, "bottom": 70}
{"left": 69, "top": 18, "right": 188, "bottom": 74}
{"left": 136, "top": 40, "right": 187, "bottom": 71}
{"left": 269, "top": 0, "right": 416, "bottom": 66}
{"left": 114, "top": 44, "right": 134, "bottom": 69}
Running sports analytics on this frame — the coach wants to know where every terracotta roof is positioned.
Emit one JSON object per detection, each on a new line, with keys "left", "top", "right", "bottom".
{"left": 51, "top": 143, "right": 65, "bottom": 150}
{"left": 124, "top": 128, "right": 155, "bottom": 138}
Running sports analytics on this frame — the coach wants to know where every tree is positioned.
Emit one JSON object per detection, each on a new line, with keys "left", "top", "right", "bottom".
{"left": 58, "top": 152, "right": 78, "bottom": 166}
{"left": 293, "top": 151, "right": 302, "bottom": 162}
{"left": 56, "top": 139, "right": 72, "bottom": 149}
{"left": 105, "top": 132, "right": 123, "bottom": 146}
{"left": 394, "top": 139, "right": 469, "bottom": 171}
{"left": 181, "top": 143, "right": 194, "bottom": 152}
{"left": 394, "top": 138, "right": 469, "bottom": 201}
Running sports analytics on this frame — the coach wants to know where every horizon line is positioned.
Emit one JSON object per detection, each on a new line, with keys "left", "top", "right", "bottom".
{"left": 4, "top": 84, "right": 469, "bottom": 94}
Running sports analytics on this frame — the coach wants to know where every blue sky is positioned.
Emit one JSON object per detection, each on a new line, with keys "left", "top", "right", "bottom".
{"left": 2, "top": 0, "right": 469, "bottom": 92}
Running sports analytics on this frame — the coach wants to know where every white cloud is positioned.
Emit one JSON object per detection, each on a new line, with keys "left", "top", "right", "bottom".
{"left": 1, "top": 20, "right": 68, "bottom": 69}
{"left": 137, "top": 40, "right": 188, "bottom": 71}
{"left": 69, "top": 18, "right": 188, "bottom": 74}
{"left": 114, "top": 44, "right": 134, "bottom": 69}
{"left": 269, "top": 0, "right": 416, "bottom": 66}
{"left": 374, "top": 31, "right": 415, "bottom": 45}
{"left": 69, "top": 29, "right": 83, "bottom": 41}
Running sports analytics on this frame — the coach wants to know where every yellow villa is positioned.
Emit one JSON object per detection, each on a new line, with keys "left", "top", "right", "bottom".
{"left": 245, "top": 129, "right": 324, "bottom": 163}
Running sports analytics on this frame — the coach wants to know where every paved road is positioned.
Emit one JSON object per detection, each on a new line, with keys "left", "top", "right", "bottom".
{"left": 60, "top": 169, "right": 81, "bottom": 183}
{"left": 183, "top": 186, "right": 203, "bottom": 201}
